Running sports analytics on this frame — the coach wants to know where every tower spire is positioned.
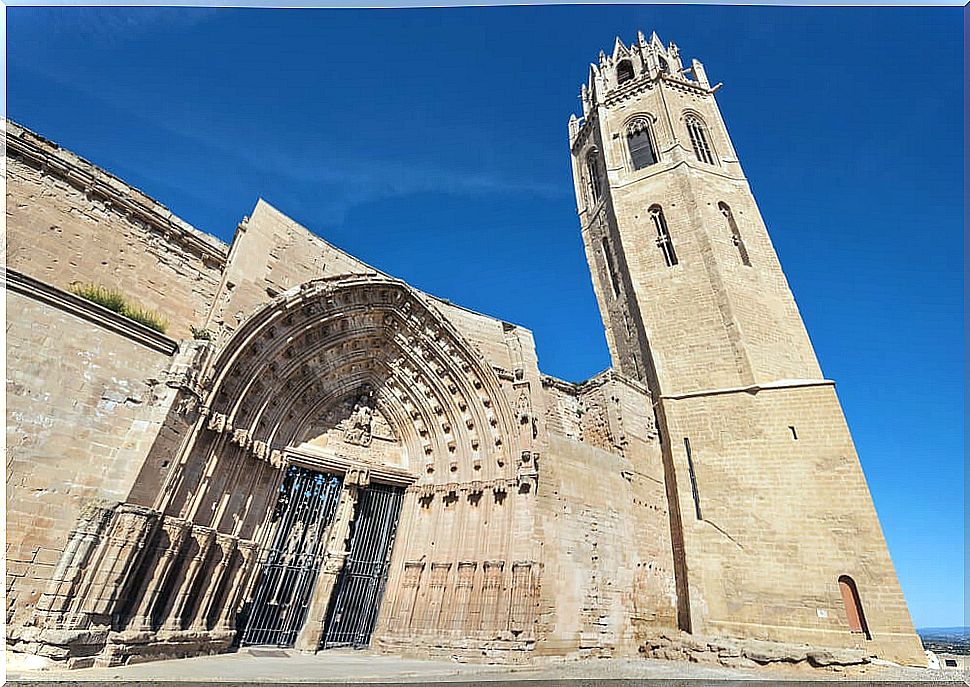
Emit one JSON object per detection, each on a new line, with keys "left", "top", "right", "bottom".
{"left": 612, "top": 36, "right": 629, "bottom": 60}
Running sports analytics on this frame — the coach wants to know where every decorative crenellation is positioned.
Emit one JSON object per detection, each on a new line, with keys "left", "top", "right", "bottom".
{"left": 570, "top": 31, "right": 713, "bottom": 148}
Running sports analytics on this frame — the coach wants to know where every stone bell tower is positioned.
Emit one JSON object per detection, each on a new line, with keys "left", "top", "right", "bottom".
{"left": 568, "top": 32, "right": 925, "bottom": 664}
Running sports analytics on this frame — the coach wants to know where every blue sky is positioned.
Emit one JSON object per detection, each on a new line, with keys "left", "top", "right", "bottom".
{"left": 8, "top": 6, "right": 963, "bottom": 629}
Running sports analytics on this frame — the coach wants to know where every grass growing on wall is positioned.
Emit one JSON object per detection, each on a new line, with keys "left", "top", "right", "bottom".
{"left": 69, "top": 283, "right": 168, "bottom": 334}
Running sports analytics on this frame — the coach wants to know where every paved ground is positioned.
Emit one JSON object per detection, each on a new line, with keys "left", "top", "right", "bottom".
{"left": 6, "top": 648, "right": 966, "bottom": 684}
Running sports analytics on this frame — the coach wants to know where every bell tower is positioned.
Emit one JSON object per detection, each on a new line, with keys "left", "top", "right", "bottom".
{"left": 569, "top": 32, "right": 924, "bottom": 664}
{"left": 569, "top": 30, "right": 821, "bottom": 395}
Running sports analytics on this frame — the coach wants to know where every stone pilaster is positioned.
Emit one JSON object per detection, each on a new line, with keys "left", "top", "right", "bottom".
{"left": 294, "top": 483, "right": 357, "bottom": 651}
{"left": 126, "top": 517, "right": 191, "bottom": 631}
{"left": 161, "top": 525, "right": 215, "bottom": 631}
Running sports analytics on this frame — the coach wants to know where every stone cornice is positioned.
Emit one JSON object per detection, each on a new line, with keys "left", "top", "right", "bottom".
{"left": 661, "top": 378, "right": 835, "bottom": 401}
{"left": 4, "top": 120, "right": 228, "bottom": 266}
{"left": 571, "top": 74, "right": 714, "bottom": 151}
{"left": 5, "top": 268, "right": 179, "bottom": 356}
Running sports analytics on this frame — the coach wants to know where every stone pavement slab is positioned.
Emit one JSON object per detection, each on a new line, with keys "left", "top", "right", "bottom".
{"left": 5, "top": 648, "right": 964, "bottom": 685}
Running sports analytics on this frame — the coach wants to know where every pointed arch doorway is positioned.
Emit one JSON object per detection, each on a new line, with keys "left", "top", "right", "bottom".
{"left": 140, "top": 275, "right": 518, "bottom": 659}
{"left": 238, "top": 464, "right": 406, "bottom": 651}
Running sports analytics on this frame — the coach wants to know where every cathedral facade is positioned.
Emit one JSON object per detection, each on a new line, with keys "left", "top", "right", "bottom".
{"left": 5, "top": 33, "right": 924, "bottom": 669}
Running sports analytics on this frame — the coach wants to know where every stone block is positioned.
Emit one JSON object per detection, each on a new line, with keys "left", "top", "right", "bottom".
{"left": 807, "top": 648, "right": 868, "bottom": 666}
{"left": 741, "top": 639, "right": 808, "bottom": 664}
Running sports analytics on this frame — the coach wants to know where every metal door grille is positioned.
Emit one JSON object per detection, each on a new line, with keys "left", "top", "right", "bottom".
{"left": 240, "top": 466, "right": 343, "bottom": 647}
{"left": 322, "top": 483, "right": 404, "bottom": 649}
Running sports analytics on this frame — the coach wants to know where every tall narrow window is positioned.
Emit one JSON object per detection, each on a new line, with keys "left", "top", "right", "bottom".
{"left": 601, "top": 237, "right": 621, "bottom": 297}
{"left": 586, "top": 152, "right": 603, "bottom": 204}
{"left": 684, "top": 438, "right": 702, "bottom": 520}
{"left": 718, "top": 202, "right": 751, "bottom": 266}
{"left": 838, "top": 576, "right": 871, "bottom": 639}
{"left": 627, "top": 118, "right": 658, "bottom": 170}
{"left": 685, "top": 114, "right": 716, "bottom": 165}
{"left": 650, "top": 205, "right": 678, "bottom": 267}
{"left": 616, "top": 60, "right": 634, "bottom": 84}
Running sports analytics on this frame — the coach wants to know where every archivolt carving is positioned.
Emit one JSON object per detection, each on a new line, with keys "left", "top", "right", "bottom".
{"left": 187, "top": 276, "right": 519, "bottom": 485}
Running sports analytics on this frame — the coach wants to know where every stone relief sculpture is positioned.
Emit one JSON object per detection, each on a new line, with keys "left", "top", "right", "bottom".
{"left": 343, "top": 389, "right": 375, "bottom": 447}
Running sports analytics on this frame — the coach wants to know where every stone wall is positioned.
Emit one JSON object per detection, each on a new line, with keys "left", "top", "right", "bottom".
{"left": 5, "top": 122, "right": 227, "bottom": 340}
{"left": 569, "top": 37, "right": 923, "bottom": 667}
{"left": 535, "top": 373, "right": 677, "bottom": 657}
{"left": 661, "top": 381, "right": 924, "bottom": 664}
{"left": 5, "top": 273, "right": 183, "bottom": 628}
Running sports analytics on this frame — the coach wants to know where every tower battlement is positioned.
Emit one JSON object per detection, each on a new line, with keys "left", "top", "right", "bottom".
{"left": 570, "top": 32, "right": 712, "bottom": 145}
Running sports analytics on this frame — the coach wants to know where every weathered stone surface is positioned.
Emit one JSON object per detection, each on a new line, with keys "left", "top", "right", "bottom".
{"left": 807, "top": 648, "right": 869, "bottom": 666}
{"left": 5, "top": 122, "right": 227, "bottom": 340}
{"left": 37, "top": 629, "right": 109, "bottom": 647}
{"left": 742, "top": 639, "right": 807, "bottom": 664}
{"left": 570, "top": 32, "right": 925, "bottom": 667}
{"left": 5, "top": 287, "right": 180, "bottom": 629}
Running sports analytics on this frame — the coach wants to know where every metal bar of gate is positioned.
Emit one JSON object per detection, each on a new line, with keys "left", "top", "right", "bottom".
{"left": 322, "top": 484, "right": 404, "bottom": 649}
{"left": 240, "top": 467, "right": 343, "bottom": 647}
{"left": 243, "top": 467, "right": 304, "bottom": 646}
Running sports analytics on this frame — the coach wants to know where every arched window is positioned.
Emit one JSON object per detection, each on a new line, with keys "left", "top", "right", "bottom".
{"left": 649, "top": 205, "right": 678, "bottom": 267}
{"left": 586, "top": 152, "right": 603, "bottom": 204}
{"left": 685, "top": 114, "right": 717, "bottom": 165}
{"left": 616, "top": 60, "right": 635, "bottom": 85}
{"left": 658, "top": 56, "right": 670, "bottom": 74}
{"left": 718, "top": 202, "right": 751, "bottom": 266}
{"left": 627, "top": 118, "right": 658, "bottom": 170}
{"left": 838, "top": 576, "right": 871, "bottom": 639}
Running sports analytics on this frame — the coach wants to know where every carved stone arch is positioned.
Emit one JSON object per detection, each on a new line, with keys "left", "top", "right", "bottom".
{"left": 623, "top": 114, "right": 661, "bottom": 170}
{"left": 132, "top": 275, "right": 536, "bottom": 656}
{"left": 180, "top": 275, "right": 519, "bottom": 504}
{"left": 678, "top": 108, "right": 709, "bottom": 125}
{"left": 623, "top": 112, "right": 657, "bottom": 132}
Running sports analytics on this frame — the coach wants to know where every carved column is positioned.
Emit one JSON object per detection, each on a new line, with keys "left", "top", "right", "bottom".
{"left": 293, "top": 482, "right": 358, "bottom": 652}
{"left": 190, "top": 534, "right": 237, "bottom": 631}
{"left": 126, "top": 517, "right": 191, "bottom": 631}
{"left": 161, "top": 525, "right": 215, "bottom": 631}
{"left": 79, "top": 504, "right": 158, "bottom": 620}
{"left": 215, "top": 540, "right": 260, "bottom": 632}
{"left": 33, "top": 501, "right": 116, "bottom": 626}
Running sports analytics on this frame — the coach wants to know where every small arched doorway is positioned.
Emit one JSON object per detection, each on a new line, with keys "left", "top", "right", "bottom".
{"left": 838, "top": 575, "right": 871, "bottom": 640}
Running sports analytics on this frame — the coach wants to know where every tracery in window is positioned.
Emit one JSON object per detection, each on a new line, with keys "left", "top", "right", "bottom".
{"left": 685, "top": 114, "right": 716, "bottom": 165}
{"left": 627, "top": 118, "right": 658, "bottom": 170}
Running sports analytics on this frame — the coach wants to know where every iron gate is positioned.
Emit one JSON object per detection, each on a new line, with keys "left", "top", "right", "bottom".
{"left": 240, "top": 466, "right": 343, "bottom": 647}
{"left": 322, "top": 483, "right": 404, "bottom": 648}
